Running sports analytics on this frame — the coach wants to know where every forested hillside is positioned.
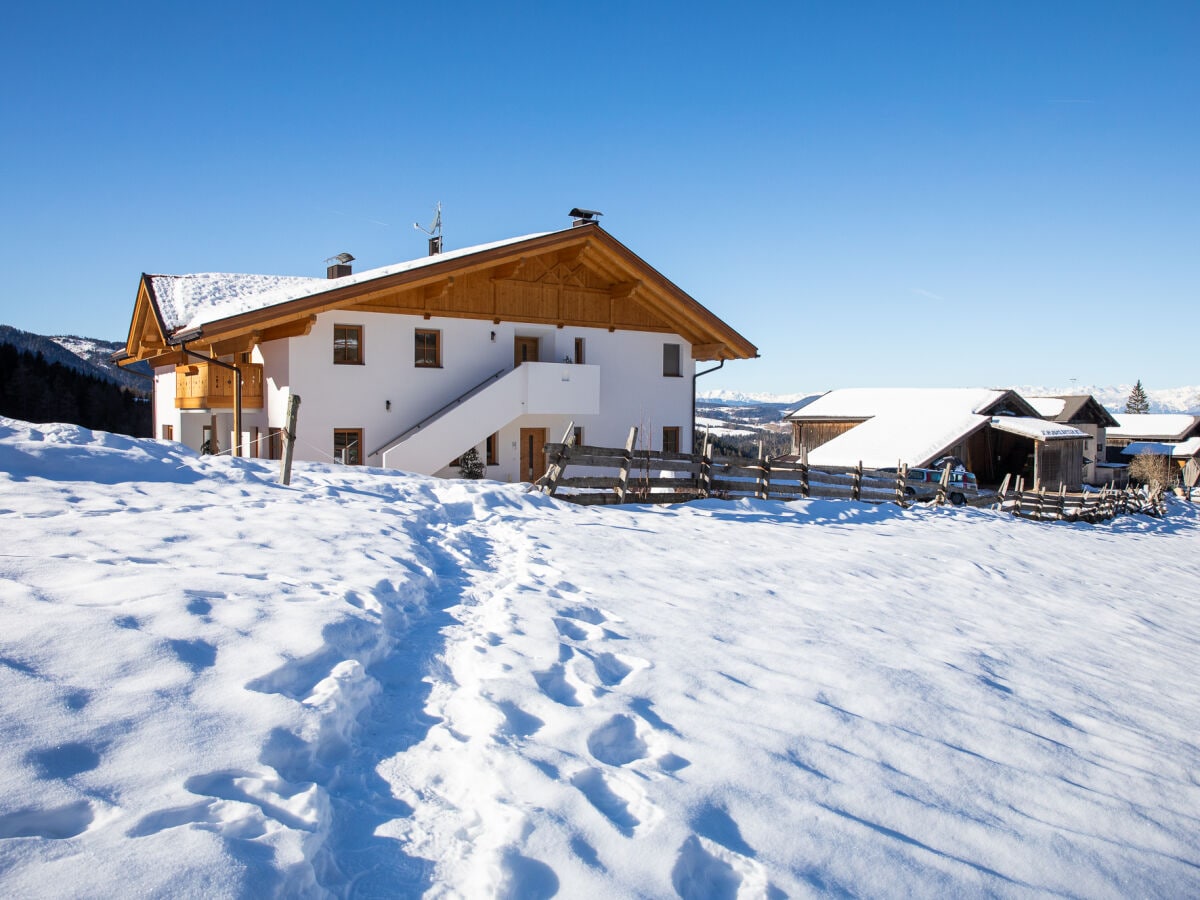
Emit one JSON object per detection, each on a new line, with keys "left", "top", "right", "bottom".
{"left": 0, "top": 342, "right": 151, "bottom": 437}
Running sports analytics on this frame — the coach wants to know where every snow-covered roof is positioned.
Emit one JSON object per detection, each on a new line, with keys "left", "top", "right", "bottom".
{"left": 147, "top": 233, "right": 549, "bottom": 334}
{"left": 988, "top": 417, "right": 1087, "bottom": 441}
{"left": 791, "top": 388, "right": 1008, "bottom": 468}
{"left": 1026, "top": 397, "right": 1066, "bottom": 418}
{"left": 1109, "top": 414, "right": 1200, "bottom": 441}
{"left": 147, "top": 273, "right": 327, "bottom": 333}
{"left": 1122, "top": 437, "right": 1200, "bottom": 458}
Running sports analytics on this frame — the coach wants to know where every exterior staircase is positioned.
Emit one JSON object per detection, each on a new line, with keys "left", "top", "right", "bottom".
{"left": 372, "top": 362, "right": 599, "bottom": 474}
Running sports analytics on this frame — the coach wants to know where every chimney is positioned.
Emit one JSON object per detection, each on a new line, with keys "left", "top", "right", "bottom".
{"left": 428, "top": 235, "right": 443, "bottom": 256}
{"left": 569, "top": 207, "right": 603, "bottom": 227}
{"left": 326, "top": 252, "right": 354, "bottom": 279}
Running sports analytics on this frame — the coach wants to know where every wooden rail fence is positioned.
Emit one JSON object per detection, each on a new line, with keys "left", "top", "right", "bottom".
{"left": 990, "top": 474, "right": 1165, "bottom": 522}
{"left": 537, "top": 427, "right": 963, "bottom": 508}
{"left": 534, "top": 425, "right": 1165, "bottom": 523}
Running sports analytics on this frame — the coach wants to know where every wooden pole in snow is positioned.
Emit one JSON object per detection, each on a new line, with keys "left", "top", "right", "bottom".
{"left": 279, "top": 394, "right": 301, "bottom": 486}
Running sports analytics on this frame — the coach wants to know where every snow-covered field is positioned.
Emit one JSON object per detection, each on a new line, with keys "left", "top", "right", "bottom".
{"left": 2, "top": 417, "right": 1199, "bottom": 898}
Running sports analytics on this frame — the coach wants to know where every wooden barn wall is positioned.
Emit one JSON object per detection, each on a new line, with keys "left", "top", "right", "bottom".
{"left": 792, "top": 421, "right": 864, "bottom": 455}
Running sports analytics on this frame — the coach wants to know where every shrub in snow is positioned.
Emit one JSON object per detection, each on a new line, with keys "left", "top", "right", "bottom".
{"left": 459, "top": 447, "right": 485, "bottom": 479}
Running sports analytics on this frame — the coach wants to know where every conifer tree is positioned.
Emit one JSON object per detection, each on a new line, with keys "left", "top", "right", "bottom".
{"left": 1125, "top": 380, "right": 1150, "bottom": 414}
{"left": 458, "top": 447, "right": 485, "bottom": 479}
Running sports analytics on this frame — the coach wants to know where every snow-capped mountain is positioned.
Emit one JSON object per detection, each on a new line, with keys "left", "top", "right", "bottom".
{"left": 0, "top": 326, "right": 151, "bottom": 392}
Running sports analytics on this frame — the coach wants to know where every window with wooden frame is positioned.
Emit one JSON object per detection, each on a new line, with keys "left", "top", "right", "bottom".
{"left": 415, "top": 329, "right": 441, "bottom": 368}
{"left": 663, "top": 343, "right": 681, "bottom": 377}
{"left": 333, "top": 428, "right": 363, "bottom": 465}
{"left": 161, "top": 424, "right": 174, "bottom": 441}
{"left": 334, "top": 324, "right": 363, "bottom": 364}
{"left": 662, "top": 426, "right": 681, "bottom": 454}
{"left": 574, "top": 337, "right": 586, "bottom": 365}
{"left": 486, "top": 433, "right": 499, "bottom": 466}
{"left": 573, "top": 426, "right": 584, "bottom": 448}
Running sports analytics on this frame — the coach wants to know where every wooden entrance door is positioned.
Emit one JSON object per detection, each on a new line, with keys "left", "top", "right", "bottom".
{"left": 520, "top": 427, "right": 547, "bottom": 483}
{"left": 514, "top": 336, "right": 539, "bottom": 367}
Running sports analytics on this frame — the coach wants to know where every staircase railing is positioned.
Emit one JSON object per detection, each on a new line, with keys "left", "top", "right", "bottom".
{"left": 369, "top": 368, "right": 509, "bottom": 458}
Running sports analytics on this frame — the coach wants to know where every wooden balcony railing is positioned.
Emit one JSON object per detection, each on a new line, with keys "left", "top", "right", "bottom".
{"left": 175, "top": 362, "right": 264, "bottom": 410}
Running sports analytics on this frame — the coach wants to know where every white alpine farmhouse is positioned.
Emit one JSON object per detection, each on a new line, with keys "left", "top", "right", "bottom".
{"left": 115, "top": 217, "right": 757, "bottom": 481}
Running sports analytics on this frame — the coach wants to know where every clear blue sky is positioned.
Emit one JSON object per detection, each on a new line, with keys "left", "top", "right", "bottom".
{"left": 2, "top": 2, "right": 1196, "bottom": 395}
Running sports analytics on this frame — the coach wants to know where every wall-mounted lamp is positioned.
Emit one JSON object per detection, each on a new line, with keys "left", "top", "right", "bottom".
{"left": 490, "top": 331, "right": 496, "bottom": 342}
{"left": 386, "top": 400, "right": 391, "bottom": 411}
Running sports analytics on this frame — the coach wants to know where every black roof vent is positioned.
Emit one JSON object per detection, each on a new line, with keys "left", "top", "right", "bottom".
{"left": 569, "top": 208, "right": 603, "bottom": 227}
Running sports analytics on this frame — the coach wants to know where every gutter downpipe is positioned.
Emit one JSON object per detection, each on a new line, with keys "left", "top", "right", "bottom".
{"left": 179, "top": 341, "right": 243, "bottom": 457}
{"left": 692, "top": 358, "right": 724, "bottom": 452}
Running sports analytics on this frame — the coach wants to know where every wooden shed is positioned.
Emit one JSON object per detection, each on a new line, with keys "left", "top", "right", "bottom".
{"left": 785, "top": 388, "right": 1089, "bottom": 490}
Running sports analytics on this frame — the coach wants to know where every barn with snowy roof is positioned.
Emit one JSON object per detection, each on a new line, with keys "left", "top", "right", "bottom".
{"left": 114, "top": 218, "right": 756, "bottom": 481}
{"left": 784, "top": 388, "right": 1090, "bottom": 490}
{"left": 1025, "top": 394, "right": 1121, "bottom": 486}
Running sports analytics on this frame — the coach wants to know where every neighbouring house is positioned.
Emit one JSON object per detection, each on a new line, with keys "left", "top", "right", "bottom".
{"left": 114, "top": 217, "right": 757, "bottom": 481}
{"left": 784, "top": 388, "right": 1090, "bottom": 490}
{"left": 1025, "top": 394, "right": 1122, "bottom": 486}
{"left": 1105, "top": 414, "right": 1200, "bottom": 463}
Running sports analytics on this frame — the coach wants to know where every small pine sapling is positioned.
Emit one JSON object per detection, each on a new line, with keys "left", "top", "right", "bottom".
{"left": 459, "top": 447, "right": 485, "bottom": 479}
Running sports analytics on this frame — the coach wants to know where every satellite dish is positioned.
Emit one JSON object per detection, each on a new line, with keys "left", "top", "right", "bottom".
{"left": 414, "top": 202, "right": 443, "bottom": 237}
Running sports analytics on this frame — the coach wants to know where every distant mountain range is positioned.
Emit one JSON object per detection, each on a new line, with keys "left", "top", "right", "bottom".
{"left": 700, "top": 385, "right": 1200, "bottom": 415}
{"left": 0, "top": 325, "right": 151, "bottom": 394}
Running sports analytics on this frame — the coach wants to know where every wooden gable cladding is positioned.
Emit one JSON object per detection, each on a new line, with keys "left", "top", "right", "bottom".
{"left": 349, "top": 242, "right": 675, "bottom": 333}
{"left": 123, "top": 278, "right": 169, "bottom": 361}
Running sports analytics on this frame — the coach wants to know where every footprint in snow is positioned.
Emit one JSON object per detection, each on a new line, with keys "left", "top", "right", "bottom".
{"left": 671, "top": 834, "right": 777, "bottom": 900}
{"left": 495, "top": 847, "right": 559, "bottom": 900}
{"left": 587, "top": 714, "right": 648, "bottom": 766}
{"left": 571, "top": 767, "right": 641, "bottom": 836}
{"left": 552, "top": 616, "right": 595, "bottom": 642}
{"left": 533, "top": 663, "right": 581, "bottom": 707}
{"left": 167, "top": 638, "right": 218, "bottom": 672}
{"left": 494, "top": 700, "right": 544, "bottom": 738}
{"left": 26, "top": 741, "right": 103, "bottom": 779}
{"left": 0, "top": 800, "right": 94, "bottom": 840}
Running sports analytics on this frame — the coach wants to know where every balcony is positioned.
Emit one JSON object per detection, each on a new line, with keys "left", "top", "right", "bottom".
{"left": 175, "top": 362, "right": 264, "bottom": 410}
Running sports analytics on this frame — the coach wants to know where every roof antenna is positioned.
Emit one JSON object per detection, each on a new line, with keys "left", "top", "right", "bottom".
{"left": 414, "top": 202, "right": 443, "bottom": 255}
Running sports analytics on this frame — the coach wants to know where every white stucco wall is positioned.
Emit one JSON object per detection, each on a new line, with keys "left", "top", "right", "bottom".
{"left": 154, "top": 310, "right": 698, "bottom": 480}
{"left": 153, "top": 366, "right": 180, "bottom": 441}
{"left": 278, "top": 312, "right": 695, "bottom": 481}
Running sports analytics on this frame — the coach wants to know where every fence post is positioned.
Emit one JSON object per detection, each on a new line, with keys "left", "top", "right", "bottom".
{"left": 800, "top": 445, "right": 810, "bottom": 498}
{"left": 1013, "top": 476, "right": 1024, "bottom": 518}
{"left": 935, "top": 462, "right": 951, "bottom": 506}
{"left": 895, "top": 461, "right": 908, "bottom": 507}
{"left": 699, "top": 433, "right": 713, "bottom": 498}
{"left": 852, "top": 461, "right": 863, "bottom": 502}
{"left": 757, "top": 441, "right": 769, "bottom": 500}
{"left": 540, "top": 421, "right": 576, "bottom": 496}
{"left": 615, "top": 426, "right": 638, "bottom": 503}
{"left": 993, "top": 473, "right": 1011, "bottom": 511}
{"left": 278, "top": 393, "right": 301, "bottom": 486}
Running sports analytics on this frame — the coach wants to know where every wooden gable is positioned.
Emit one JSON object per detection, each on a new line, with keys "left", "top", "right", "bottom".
{"left": 121, "top": 277, "right": 179, "bottom": 367}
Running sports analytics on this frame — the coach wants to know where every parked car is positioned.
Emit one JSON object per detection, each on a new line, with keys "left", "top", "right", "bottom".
{"left": 880, "top": 458, "right": 978, "bottom": 505}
